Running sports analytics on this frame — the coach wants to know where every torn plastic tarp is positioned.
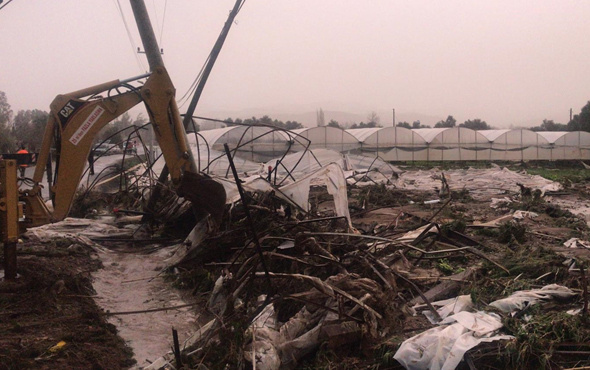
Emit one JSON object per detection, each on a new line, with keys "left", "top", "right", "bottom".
{"left": 266, "top": 149, "right": 345, "bottom": 179}
{"left": 416, "top": 295, "right": 474, "bottom": 324}
{"left": 397, "top": 285, "right": 577, "bottom": 369}
{"left": 489, "top": 284, "right": 577, "bottom": 313}
{"left": 279, "top": 163, "right": 351, "bottom": 221}
{"left": 344, "top": 153, "right": 400, "bottom": 186}
{"left": 216, "top": 163, "right": 352, "bottom": 227}
{"left": 394, "top": 311, "right": 513, "bottom": 370}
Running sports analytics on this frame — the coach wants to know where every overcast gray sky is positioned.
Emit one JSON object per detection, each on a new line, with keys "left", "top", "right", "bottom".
{"left": 1, "top": 0, "right": 589, "bottom": 128}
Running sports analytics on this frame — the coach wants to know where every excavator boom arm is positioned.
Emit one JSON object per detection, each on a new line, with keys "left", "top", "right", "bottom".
{"left": 24, "top": 70, "right": 226, "bottom": 228}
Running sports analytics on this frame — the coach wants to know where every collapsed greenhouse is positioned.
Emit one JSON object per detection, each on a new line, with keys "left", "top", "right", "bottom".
{"left": 194, "top": 125, "right": 590, "bottom": 162}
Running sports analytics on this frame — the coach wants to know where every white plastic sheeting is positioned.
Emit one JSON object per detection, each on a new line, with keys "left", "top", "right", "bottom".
{"left": 394, "top": 167, "right": 561, "bottom": 200}
{"left": 216, "top": 163, "right": 353, "bottom": 226}
{"left": 537, "top": 131, "right": 590, "bottom": 160}
{"left": 265, "top": 149, "right": 398, "bottom": 186}
{"left": 266, "top": 149, "right": 345, "bottom": 179}
{"left": 419, "top": 295, "right": 474, "bottom": 324}
{"left": 279, "top": 163, "right": 351, "bottom": 221}
{"left": 489, "top": 284, "right": 577, "bottom": 313}
{"left": 412, "top": 127, "right": 490, "bottom": 161}
{"left": 396, "top": 284, "right": 577, "bottom": 369}
{"left": 479, "top": 129, "right": 546, "bottom": 161}
{"left": 394, "top": 311, "right": 513, "bottom": 370}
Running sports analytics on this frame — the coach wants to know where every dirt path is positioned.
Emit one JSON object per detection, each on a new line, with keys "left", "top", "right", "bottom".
{"left": 93, "top": 246, "right": 202, "bottom": 367}
{"left": 1, "top": 219, "right": 204, "bottom": 369}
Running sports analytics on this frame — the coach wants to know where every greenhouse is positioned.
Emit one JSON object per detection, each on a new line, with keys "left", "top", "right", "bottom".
{"left": 287, "top": 126, "right": 359, "bottom": 153}
{"left": 347, "top": 127, "right": 426, "bottom": 161}
{"left": 536, "top": 131, "right": 590, "bottom": 161}
{"left": 479, "top": 129, "right": 549, "bottom": 161}
{"left": 195, "top": 125, "right": 590, "bottom": 163}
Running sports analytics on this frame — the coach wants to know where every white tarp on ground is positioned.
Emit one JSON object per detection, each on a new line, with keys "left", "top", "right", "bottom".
{"left": 397, "top": 284, "right": 577, "bottom": 369}
{"left": 394, "top": 167, "right": 561, "bottom": 199}
{"left": 394, "top": 311, "right": 513, "bottom": 370}
{"left": 489, "top": 284, "right": 577, "bottom": 313}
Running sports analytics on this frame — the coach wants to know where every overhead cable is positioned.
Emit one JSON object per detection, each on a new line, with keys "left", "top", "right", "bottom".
{"left": 114, "top": 0, "right": 147, "bottom": 72}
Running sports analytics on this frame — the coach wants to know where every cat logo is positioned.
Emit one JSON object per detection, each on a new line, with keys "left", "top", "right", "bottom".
{"left": 59, "top": 102, "right": 76, "bottom": 119}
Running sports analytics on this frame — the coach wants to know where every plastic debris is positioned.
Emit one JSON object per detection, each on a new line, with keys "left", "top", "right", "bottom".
{"left": 489, "top": 284, "right": 577, "bottom": 314}
{"left": 394, "top": 311, "right": 513, "bottom": 370}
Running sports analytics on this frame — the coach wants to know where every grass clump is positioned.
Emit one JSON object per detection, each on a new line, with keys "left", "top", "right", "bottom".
{"left": 526, "top": 167, "right": 590, "bottom": 185}
{"left": 497, "top": 222, "right": 527, "bottom": 244}
{"left": 503, "top": 311, "right": 590, "bottom": 369}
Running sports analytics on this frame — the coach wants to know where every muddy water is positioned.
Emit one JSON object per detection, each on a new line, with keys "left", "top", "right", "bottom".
{"left": 92, "top": 246, "right": 201, "bottom": 368}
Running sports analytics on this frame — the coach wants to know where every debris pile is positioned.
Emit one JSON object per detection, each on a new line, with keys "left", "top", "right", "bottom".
{"left": 130, "top": 164, "right": 589, "bottom": 369}
{"left": 6, "top": 158, "right": 590, "bottom": 369}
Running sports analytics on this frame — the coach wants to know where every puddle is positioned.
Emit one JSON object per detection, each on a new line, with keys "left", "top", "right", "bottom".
{"left": 92, "top": 245, "right": 201, "bottom": 368}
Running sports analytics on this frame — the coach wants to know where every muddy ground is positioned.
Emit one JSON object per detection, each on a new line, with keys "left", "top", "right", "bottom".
{"left": 2, "top": 164, "right": 590, "bottom": 369}
{"left": 0, "top": 239, "right": 135, "bottom": 369}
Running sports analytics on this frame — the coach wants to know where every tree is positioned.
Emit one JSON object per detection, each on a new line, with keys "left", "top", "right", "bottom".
{"left": 412, "top": 120, "right": 430, "bottom": 128}
{"left": 568, "top": 101, "right": 590, "bottom": 132}
{"left": 12, "top": 109, "right": 49, "bottom": 151}
{"left": 460, "top": 119, "right": 491, "bottom": 130}
{"left": 434, "top": 115, "right": 456, "bottom": 128}
{"left": 327, "top": 120, "right": 340, "bottom": 128}
{"left": 350, "top": 121, "right": 378, "bottom": 129}
{"left": 397, "top": 121, "right": 411, "bottom": 129}
{"left": 285, "top": 121, "right": 303, "bottom": 130}
{"left": 223, "top": 116, "right": 303, "bottom": 130}
{"left": 530, "top": 119, "right": 568, "bottom": 132}
{"left": 0, "top": 91, "right": 16, "bottom": 153}
{"left": 367, "top": 111, "right": 381, "bottom": 127}
{"left": 98, "top": 112, "right": 133, "bottom": 143}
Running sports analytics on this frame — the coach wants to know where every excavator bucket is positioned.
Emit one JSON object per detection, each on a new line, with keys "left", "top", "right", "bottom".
{"left": 177, "top": 171, "right": 227, "bottom": 228}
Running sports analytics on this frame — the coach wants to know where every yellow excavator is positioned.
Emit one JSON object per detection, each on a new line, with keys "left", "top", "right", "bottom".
{"left": 0, "top": 0, "right": 227, "bottom": 279}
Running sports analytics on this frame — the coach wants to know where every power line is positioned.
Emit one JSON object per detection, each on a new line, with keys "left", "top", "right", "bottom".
{"left": 159, "top": 0, "right": 168, "bottom": 46}
{"left": 0, "top": 0, "right": 15, "bottom": 11}
{"left": 114, "top": 0, "right": 147, "bottom": 73}
{"left": 151, "top": 0, "right": 161, "bottom": 46}
{"left": 178, "top": 0, "right": 246, "bottom": 108}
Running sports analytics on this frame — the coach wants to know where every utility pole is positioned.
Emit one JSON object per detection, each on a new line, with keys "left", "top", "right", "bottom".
{"left": 182, "top": 0, "right": 243, "bottom": 129}
{"left": 129, "top": 0, "right": 164, "bottom": 71}
{"left": 570, "top": 108, "right": 573, "bottom": 122}
{"left": 392, "top": 108, "right": 396, "bottom": 127}
{"left": 130, "top": 0, "right": 197, "bottom": 221}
